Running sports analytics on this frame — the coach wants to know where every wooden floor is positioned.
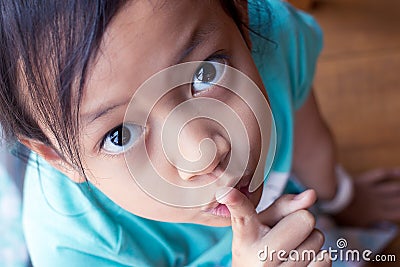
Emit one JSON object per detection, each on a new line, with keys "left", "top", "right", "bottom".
{"left": 308, "top": 0, "right": 400, "bottom": 265}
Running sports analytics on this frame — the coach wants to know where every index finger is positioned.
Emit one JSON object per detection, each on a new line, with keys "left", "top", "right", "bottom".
{"left": 216, "top": 187, "right": 265, "bottom": 242}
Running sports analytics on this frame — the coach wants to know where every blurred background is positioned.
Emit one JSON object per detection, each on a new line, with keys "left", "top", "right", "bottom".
{"left": 1, "top": 0, "right": 399, "bottom": 266}
{"left": 290, "top": 0, "right": 400, "bottom": 265}
{"left": 0, "top": 143, "right": 28, "bottom": 267}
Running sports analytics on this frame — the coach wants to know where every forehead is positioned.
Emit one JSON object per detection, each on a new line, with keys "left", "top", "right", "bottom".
{"left": 82, "top": 0, "right": 227, "bottom": 118}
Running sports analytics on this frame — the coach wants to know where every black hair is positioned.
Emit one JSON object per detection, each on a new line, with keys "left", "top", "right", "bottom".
{"left": 0, "top": 0, "right": 268, "bottom": 175}
{"left": 0, "top": 0, "right": 126, "bottom": 169}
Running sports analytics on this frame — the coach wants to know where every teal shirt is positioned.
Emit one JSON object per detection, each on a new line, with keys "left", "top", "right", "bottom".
{"left": 22, "top": 1, "right": 323, "bottom": 266}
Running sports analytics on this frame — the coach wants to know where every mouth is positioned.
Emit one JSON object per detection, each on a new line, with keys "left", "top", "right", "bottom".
{"left": 202, "top": 174, "right": 253, "bottom": 218}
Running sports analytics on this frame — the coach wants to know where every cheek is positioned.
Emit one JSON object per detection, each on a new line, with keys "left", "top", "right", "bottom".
{"left": 209, "top": 86, "right": 262, "bottom": 172}
{"left": 79, "top": 155, "right": 220, "bottom": 223}
{"left": 227, "top": 42, "right": 267, "bottom": 164}
{"left": 81, "top": 155, "right": 147, "bottom": 209}
{"left": 230, "top": 96, "right": 262, "bottom": 162}
{"left": 81, "top": 156, "right": 172, "bottom": 217}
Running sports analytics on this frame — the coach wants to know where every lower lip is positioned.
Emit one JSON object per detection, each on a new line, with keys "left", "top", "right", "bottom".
{"left": 210, "top": 204, "right": 231, "bottom": 217}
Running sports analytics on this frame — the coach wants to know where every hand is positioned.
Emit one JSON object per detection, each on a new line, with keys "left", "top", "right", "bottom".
{"left": 334, "top": 168, "right": 400, "bottom": 227}
{"left": 217, "top": 188, "right": 331, "bottom": 267}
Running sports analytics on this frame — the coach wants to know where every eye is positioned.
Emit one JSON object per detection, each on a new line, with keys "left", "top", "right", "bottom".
{"left": 191, "top": 58, "right": 227, "bottom": 95}
{"left": 101, "top": 123, "right": 144, "bottom": 154}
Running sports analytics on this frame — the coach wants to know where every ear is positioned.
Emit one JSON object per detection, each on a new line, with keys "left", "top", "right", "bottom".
{"left": 19, "top": 138, "right": 83, "bottom": 183}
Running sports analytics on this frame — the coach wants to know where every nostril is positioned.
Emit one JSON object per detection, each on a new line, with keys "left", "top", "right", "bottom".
{"left": 214, "top": 134, "right": 230, "bottom": 153}
{"left": 177, "top": 169, "right": 194, "bottom": 181}
{"left": 214, "top": 134, "right": 230, "bottom": 164}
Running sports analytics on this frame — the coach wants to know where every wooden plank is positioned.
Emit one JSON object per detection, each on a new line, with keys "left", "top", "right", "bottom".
{"left": 287, "top": 0, "right": 314, "bottom": 10}
{"left": 311, "top": 1, "right": 400, "bottom": 264}
{"left": 312, "top": 0, "right": 400, "bottom": 59}
{"left": 314, "top": 50, "right": 400, "bottom": 174}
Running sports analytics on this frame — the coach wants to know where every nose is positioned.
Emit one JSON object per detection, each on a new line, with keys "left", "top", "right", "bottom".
{"left": 175, "top": 119, "right": 230, "bottom": 181}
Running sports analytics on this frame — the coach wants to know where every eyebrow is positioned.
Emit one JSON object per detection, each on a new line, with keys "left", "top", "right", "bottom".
{"left": 83, "top": 23, "right": 217, "bottom": 126}
{"left": 83, "top": 100, "right": 130, "bottom": 125}
{"left": 176, "top": 22, "right": 217, "bottom": 64}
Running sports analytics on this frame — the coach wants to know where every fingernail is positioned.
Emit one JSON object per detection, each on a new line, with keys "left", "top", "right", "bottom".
{"left": 215, "top": 187, "right": 232, "bottom": 204}
{"left": 294, "top": 190, "right": 308, "bottom": 201}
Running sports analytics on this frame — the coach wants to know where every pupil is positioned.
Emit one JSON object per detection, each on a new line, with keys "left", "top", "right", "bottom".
{"left": 196, "top": 62, "right": 216, "bottom": 83}
{"left": 110, "top": 126, "right": 130, "bottom": 146}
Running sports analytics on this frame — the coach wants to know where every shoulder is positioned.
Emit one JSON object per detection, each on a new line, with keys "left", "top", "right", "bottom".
{"left": 248, "top": 0, "right": 323, "bottom": 42}
{"left": 248, "top": 0, "right": 323, "bottom": 110}
{"left": 245, "top": 0, "right": 324, "bottom": 172}
{"left": 22, "top": 154, "right": 129, "bottom": 266}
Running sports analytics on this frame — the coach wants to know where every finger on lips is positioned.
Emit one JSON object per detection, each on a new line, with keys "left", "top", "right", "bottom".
{"left": 216, "top": 187, "right": 262, "bottom": 241}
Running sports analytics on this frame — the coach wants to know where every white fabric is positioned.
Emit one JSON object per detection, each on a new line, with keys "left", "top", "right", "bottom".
{"left": 256, "top": 171, "right": 290, "bottom": 213}
{"left": 319, "top": 165, "right": 354, "bottom": 214}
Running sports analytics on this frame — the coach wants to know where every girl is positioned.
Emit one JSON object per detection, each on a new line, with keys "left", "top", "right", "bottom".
{"left": 0, "top": 0, "right": 398, "bottom": 266}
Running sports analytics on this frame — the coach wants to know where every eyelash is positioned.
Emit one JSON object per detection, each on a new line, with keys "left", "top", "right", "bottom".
{"left": 98, "top": 126, "right": 122, "bottom": 159}
{"left": 191, "top": 51, "right": 231, "bottom": 96}
{"left": 204, "top": 50, "right": 231, "bottom": 67}
{"left": 98, "top": 125, "right": 141, "bottom": 159}
{"left": 97, "top": 50, "right": 231, "bottom": 158}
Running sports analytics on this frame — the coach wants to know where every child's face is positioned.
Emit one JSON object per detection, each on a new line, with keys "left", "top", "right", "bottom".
{"left": 75, "top": 0, "right": 270, "bottom": 226}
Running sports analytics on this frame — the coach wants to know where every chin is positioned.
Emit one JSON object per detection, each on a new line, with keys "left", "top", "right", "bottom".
{"left": 196, "top": 216, "right": 232, "bottom": 227}
{"left": 210, "top": 220, "right": 233, "bottom": 227}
